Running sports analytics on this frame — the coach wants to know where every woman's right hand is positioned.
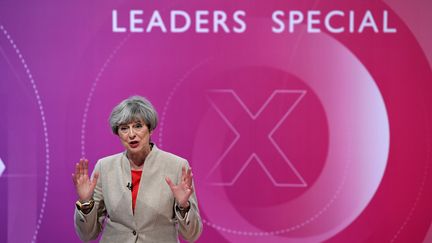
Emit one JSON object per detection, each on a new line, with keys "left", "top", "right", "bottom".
{"left": 72, "top": 159, "right": 99, "bottom": 202}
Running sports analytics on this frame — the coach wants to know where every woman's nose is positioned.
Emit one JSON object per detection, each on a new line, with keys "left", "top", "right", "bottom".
{"left": 128, "top": 128, "right": 136, "bottom": 138}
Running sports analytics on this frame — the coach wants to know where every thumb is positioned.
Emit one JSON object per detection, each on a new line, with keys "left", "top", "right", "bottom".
{"left": 165, "top": 176, "right": 175, "bottom": 188}
{"left": 71, "top": 173, "right": 77, "bottom": 186}
{"left": 90, "top": 172, "right": 99, "bottom": 189}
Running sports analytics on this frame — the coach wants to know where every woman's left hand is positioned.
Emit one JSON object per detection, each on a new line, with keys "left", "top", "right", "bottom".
{"left": 165, "top": 165, "right": 194, "bottom": 208}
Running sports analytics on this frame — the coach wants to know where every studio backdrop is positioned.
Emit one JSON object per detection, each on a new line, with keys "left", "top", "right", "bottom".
{"left": 0, "top": 0, "right": 432, "bottom": 242}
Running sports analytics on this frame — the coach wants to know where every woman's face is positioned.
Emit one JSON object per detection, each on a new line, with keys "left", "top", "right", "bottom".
{"left": 117, "top": 119, "right": 151, "bottom": 155}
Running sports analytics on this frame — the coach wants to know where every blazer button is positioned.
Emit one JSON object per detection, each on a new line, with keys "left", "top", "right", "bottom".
{"left": 132, "top": 230, "right": 137, "bottom": 236}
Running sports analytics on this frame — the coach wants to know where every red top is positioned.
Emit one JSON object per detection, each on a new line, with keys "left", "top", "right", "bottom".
{"left": 131, "top": 170, "right": 143, "bottom": 213}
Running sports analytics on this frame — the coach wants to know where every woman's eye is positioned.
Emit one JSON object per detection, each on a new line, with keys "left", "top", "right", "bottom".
{"left": 135, "top": 124, "right": 143, "bottom": 129}
{"left": 120, "top": 127, "right": 128, "bottom": 131}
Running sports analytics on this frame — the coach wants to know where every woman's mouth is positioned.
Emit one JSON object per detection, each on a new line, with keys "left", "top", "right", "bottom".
{"left": 129, "top": 141, "right": 139, "bottom": 148}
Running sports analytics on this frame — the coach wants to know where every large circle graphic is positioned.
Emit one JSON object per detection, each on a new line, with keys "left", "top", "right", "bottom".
{"left": 159, "top": 22, "right": 389, "bottom": 242}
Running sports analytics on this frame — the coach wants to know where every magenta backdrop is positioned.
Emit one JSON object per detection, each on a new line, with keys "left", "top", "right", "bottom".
{"left": 1, "top": 0, "right": 432, "bottom": 242}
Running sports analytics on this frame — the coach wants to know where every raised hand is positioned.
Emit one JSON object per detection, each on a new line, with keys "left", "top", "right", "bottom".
{"left": 165, "top": 165, "right": 194, "bottom": 208}
{"left": 72, "top": 159, "right": 99, "bottom": 202}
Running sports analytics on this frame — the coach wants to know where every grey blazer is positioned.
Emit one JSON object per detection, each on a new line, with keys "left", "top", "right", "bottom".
{"left": 74, "top": 145, "right": 203, "bottom": 242}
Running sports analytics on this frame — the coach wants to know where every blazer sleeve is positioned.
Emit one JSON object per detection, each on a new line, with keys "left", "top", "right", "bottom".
{"left": 74, "top": 160, "right": 107, "bottom": 242}
{"left": 174, "top": 160, "right": 203, "bottom": 242}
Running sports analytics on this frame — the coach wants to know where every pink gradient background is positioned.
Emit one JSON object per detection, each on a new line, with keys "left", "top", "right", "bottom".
{"left": 0, "top": 0, "right": 431, "bottom": 243}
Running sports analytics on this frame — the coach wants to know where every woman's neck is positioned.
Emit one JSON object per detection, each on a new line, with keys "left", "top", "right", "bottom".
{"left": 127, "top": 145, "right": 151, "bottom": 170}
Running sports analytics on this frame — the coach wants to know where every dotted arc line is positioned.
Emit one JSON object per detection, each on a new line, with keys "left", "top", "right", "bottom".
{"left": 158, "top": 57, "right": 211, "bottom": 148}
{"left": 390, "top": 99, "right": 431, "bottom": 243}
{"left": 0, "top": 24, "right": 50, "bottom": 243}
{"left": 80, "top": 35, "right": 130, "bottom": 158}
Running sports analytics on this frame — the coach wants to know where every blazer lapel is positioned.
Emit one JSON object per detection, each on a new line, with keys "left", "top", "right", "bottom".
{"left": 119, "top": 152, "right": 135, "bottom": 219}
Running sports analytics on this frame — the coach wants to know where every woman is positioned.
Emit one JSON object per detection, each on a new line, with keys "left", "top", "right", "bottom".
{"left": 72, "top": 96, "right": 202, "bottom": 242}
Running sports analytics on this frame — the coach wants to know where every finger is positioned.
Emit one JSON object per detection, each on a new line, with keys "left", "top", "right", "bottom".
{"left": 186, "top": 179, "right": 194, "bottom": 191}
{"left": 83, "top": 159, "right": 89, "bottom": 177}
{"left": 184, "top": 165, "right": 191, "bottom": 182}
{"left": 77, "top": 161, "right": 84, "bottom": 178}
{"left": 78, "top": 159, "right": 84, "bottom": 176}
{"left": 82, "top": 159, "right": 88, "bottom": 176}
{"left": 186, "top": 167, "right": 191, "bottom": 178}
{"left": 165, "top": 176, "right": 175, "bottom": 189}
{"left": 92, "top": 172, "right": 99, "bottom": 182}
{"left": 75, "top": 162, "right": 80, "bottom": 177}
{"left": 186, "top": 169, "right": 193, "bottom": 187}
{"left": 181, "top": 165, "right": 186, "bottom": 182}
{"left": 90, "top": 172, "right": 99, "bottom": 191}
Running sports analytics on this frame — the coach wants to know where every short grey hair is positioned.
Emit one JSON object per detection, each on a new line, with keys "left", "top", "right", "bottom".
{"left": 109, "top": 95, "right": 158, "bottom": 135}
